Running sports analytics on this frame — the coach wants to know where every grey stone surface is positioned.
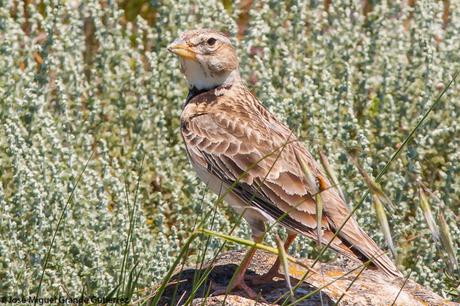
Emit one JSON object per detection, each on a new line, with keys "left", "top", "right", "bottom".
{"left": 152, "top": 250, "right": 457, "bottom": 306}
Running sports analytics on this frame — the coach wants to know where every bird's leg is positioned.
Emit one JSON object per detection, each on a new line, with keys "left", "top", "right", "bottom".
{"left": 211, "top": 235, "right": 263, "bottom": 299}
{"left": 247, "top": 233, "right": 297, "bottom": 285}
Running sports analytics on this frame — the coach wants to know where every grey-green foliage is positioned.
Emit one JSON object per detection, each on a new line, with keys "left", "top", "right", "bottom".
{"left": 0, "top": 0, "right": 458, "bottom": 300}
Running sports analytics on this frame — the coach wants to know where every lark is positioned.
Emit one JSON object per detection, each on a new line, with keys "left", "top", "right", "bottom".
{"left": 168, "top": 29, "right": 402, "bottom": 298}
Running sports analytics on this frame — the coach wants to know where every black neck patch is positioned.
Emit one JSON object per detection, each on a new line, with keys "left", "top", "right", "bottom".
{"left": 185, "top": 86, "right": 212, "bottom": 104}
{"left": 183, "top": 84, "right": 232, "bottom": 108}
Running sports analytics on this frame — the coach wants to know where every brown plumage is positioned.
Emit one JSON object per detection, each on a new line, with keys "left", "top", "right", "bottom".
{"left": 168, "top": 28, "right": 402, "bottom": 297}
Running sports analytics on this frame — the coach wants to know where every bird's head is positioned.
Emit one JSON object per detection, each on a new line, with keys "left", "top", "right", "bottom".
{"left": 167, "top": 29, "right": 240, "bottom": 90}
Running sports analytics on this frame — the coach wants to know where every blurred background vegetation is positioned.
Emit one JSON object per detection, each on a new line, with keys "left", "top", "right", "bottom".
{"left": 0, "top": 0, "right": 459, "bottom": 303}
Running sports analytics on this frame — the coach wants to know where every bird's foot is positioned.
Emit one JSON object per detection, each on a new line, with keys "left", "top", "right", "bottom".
{"left": 210, "top": 277, "right": 265, "bottom": 301}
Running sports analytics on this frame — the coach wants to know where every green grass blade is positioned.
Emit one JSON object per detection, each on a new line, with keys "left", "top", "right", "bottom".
{"left": 418, "top": 187, "right": 440, "bottom": 242}
{"left": 34, "top": 151, "right": 94, "bottom": 305}
{"left": 105, "top": 283, "right": 121, "bottom": 301}
{"left": 276, "top": 235, "right": 294, "bottom": 303}
{"left": 319, "top": 150, "right": 347, "bottom": 204}
{"left": 118, "top": 154, "right": 145, "bottom": 300}
{"left": 315, "top": 193, "right": 324, "bottom": 248}
{"left": 438, "top": 213, "right": 459, "bottom": 272}
{"left": 197, "top": 228, "right": 315, "bottom": 273}
{"left": 372, "top": 194, "right": 396, "bottom": 257}
{"left": 334, "top": 264, "right": 367, "bottom": 305}
{"left": 390, "top": 269, "right": 412, "bottom": 306}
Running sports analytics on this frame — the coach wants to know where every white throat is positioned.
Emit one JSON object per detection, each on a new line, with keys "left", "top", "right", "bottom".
{"left": 181, "top": 59, "right": 240, "bottom": 90}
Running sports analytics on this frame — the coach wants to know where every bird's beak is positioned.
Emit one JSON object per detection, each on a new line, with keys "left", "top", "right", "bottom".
{"left": 167, "top": 38, "right": 196, "bottom": 60}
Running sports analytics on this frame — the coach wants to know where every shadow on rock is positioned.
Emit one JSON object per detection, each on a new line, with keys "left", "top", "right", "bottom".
{"left": 153, "top": 254, "right": 333, "bottom": 305}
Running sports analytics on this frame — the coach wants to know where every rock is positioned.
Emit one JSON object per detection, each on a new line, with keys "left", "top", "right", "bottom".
{"left": 151, "top": 250, "right": 458, "bottom": 305}
{"left": 191, "top": 295, "right": 271, "bottom": 306}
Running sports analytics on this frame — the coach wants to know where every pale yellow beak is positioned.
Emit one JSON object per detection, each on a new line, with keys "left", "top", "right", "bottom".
{"left": 167, "top": 38, "right": 196, "bottom": 60}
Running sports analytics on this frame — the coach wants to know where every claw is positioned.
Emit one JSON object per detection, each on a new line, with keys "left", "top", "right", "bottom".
{"left": 210, "top": 278, "right": 265, "bottom": 301}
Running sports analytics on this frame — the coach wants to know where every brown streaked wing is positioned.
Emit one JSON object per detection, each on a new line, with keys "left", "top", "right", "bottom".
{"left": 181, "top": 95, "right": 326, "bottom": 231}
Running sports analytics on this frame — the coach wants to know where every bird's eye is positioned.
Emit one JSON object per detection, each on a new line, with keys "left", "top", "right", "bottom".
{"left": 207, "top": 38, "right": 217, "bottom": 46}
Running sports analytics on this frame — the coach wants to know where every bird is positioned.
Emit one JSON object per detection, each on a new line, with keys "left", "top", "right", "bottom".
{"left": 167, "top": 28, "right": 402, "bottom": 298}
